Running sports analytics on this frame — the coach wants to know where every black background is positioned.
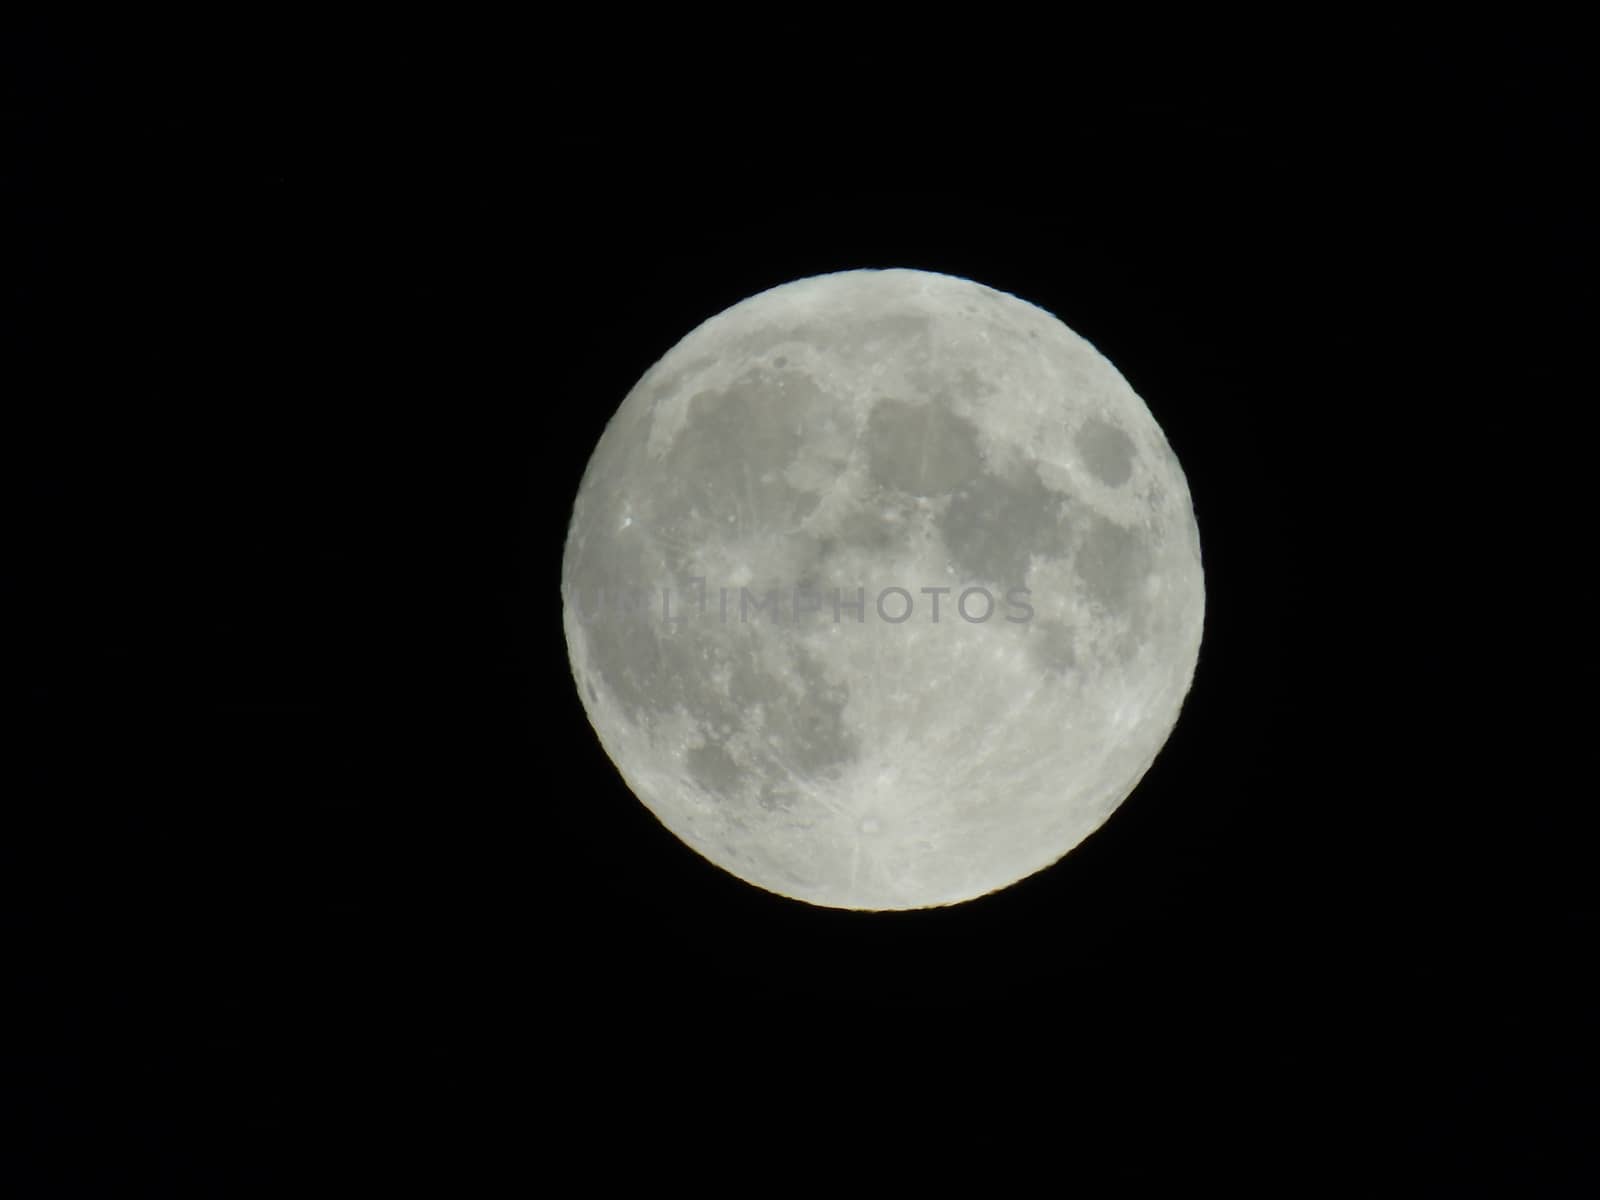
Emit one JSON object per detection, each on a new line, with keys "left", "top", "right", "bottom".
{"left": 6, "top": 26, "right": 1592, "bottom": 1191}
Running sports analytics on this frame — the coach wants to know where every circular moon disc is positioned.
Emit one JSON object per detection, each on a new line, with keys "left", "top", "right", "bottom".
{"left": 562, "top": 269, "right": 1204, "bottom": 910}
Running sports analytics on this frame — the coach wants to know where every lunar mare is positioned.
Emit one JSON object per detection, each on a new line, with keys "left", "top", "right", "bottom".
{"left": 562, "top": 269, "right": 1204, "bottom": 910}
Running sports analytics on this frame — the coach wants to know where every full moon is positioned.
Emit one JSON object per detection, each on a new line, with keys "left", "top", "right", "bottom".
{"left": 562, "top": 269, "right": 1204, "bottom": 910}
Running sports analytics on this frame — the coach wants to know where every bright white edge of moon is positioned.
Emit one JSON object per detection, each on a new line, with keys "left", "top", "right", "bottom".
{"left": 562, "top": 268, "right": 1204, "bottom": 911}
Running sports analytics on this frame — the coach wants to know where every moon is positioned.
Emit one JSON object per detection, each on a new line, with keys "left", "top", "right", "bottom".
{"left": 562, "top": 269, "right": 1204, "bottom": 910}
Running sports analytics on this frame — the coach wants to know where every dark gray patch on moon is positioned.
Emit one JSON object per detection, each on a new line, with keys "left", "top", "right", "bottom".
{"left": 677, "top": 637, "right": 859, "bottom": 806}
{"left": 941, "top": 467, "right": 1072, "bottom": 586}
{"left": 866, "top": 398, "right": 983, "bottom": 496}
{"left": 580, "top": 611, "right": 681, "bottom": 724}
{"left": 1075, "top": 417, "right": 1137, "bottom": 487}
{"left": 1075, "top": 515, "right": 1149, "bottom": 612}
{"left": 686, "top": 739, "right": 743, "bottom": 797}
{"left": 726, "top": 644, "right": 857, "bottom": 778}
{"left": 1029, "top": 621, "right": 1079, "bottom": 679}
{"left": 828, "top": 505, "right": 901, "bottom": 553}
{"left": 649, "top": 367, "right": 834, "bottom": 537}
{"left": 686, "top": 369, "right": 807, "bottom": 473}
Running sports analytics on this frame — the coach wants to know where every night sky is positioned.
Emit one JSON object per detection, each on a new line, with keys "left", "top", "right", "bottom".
{"left": 7, "top": 27, "right": 1590, "bottom": 1191}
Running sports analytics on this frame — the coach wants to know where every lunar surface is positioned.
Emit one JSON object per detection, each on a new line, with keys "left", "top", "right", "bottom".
{"left": 562, "top": 269, "right": 1203, "bottom": 910}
